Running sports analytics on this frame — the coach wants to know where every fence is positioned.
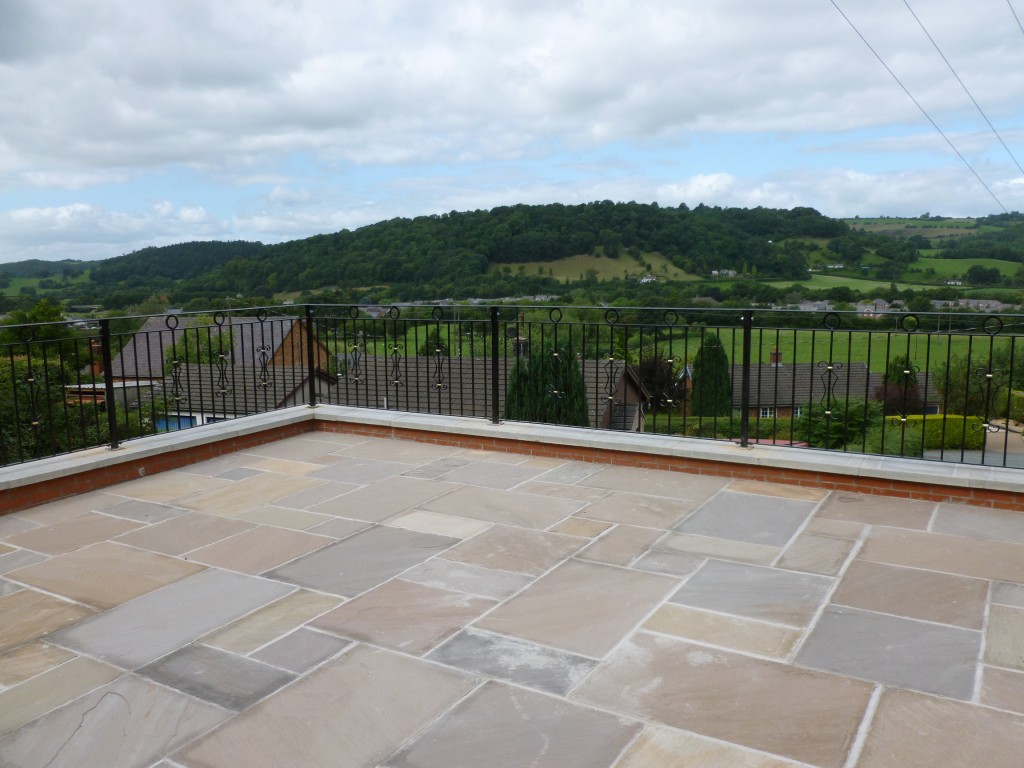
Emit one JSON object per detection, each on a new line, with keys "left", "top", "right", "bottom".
{"left": 2, "top": 304, "right": 1023, "bottom": 469}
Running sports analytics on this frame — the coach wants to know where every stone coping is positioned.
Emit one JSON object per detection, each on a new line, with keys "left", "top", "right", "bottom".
{"left": 2, "top": 405, "right": 1021, "bottom": 500}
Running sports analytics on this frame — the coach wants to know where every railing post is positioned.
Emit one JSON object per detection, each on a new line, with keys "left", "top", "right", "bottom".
{"left": 99, "top": 319, "right": 120, "bottom": 450}
{"left": 305, "top": 305, "right": 318, "bottom": 407}
{"left": 739, "top": 310, "right": 753, "bottom": 448}
{"left": 490, "top": 306, "right": 500, "bottom": 424}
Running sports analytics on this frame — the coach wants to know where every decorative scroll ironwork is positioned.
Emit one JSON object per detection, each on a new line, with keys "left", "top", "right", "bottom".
{"left": 547, "top": 349, "right": 566, "bottom": 399}
{"left": 169, "top": 359, "right": 186, "bottom": 404}
{"left": 344, "top": 342, "right": 364, "bottom": 382}
{"left": 215, "top": 352, "right": 231, "bottom": 397}
{"left": 431, "top": 341, "right": 449, "bottom": 392}
{"left": 23, "top": 367, "right": 41, "bottom": 433}
{"left": 389, "top": 343, "right": 404, "bottom": 387}
{"left": 889, "top": 363, "right": 921, "bottom": 428}
{"left": 816, "top": 360, "right": 842, "bottom": 417}
{"left": 602, "top": 354, "right": 621, "bottom": 403}
{"left": 256, "top": 345, "right": 272, "bottom": 389}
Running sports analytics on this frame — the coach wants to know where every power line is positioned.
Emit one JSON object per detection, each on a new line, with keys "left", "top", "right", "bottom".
{"left": 1008, "top": 0, "right": 1024, "bottom": 41}
{"left": 902, "top": 0, "right": 1024, "bottom": 178}
{"left": 829, "top": 0, "right": 1009, "bottom": 213}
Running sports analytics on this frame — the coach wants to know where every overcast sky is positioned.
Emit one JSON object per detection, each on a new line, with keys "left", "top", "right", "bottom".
{"left": 2, "top": 0, "right": 1024, "bottom": 264}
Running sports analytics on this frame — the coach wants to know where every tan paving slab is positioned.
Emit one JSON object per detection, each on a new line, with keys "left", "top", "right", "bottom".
{"left": 677, "top": 491, "right": 817, "bottom": 547}
{"left": 240, "top": 435, "right": 349, "bottom": 462}
{"left": 246, "top": 457, "right": 323, "bottom": 475}
{"left": 309, "top": 456, "right": 418, "bottom": 484}
{"left": 776, "top": 532, "right": 855, "bottom": 576}
{"left": 0, "top": 656, "right": 121, "bottom": 735}
{"left": 309, "top": 476, "right": 456, "bottom": 521}
{"left": 644, "top": 603, "right": 802, "bottom": 659}
{"left": 203, "top": 589, "right": 341, "bottom": 654}
{"left": 441, "top": 525, "right": 586, "bottom": 576}
{"left": 859, "top": 526, "right": 1024, "bottom": 583}
{"left": 7, "top": 541, "right": 205, "bottom": 609}
{"left": 0, "top": 547, "right": 46, "bottom": 575}
{"left": 399, "top": 558, "right": 533, "bottom": 600}
{"left": 177, "top": 645, "right": 476, "bottom": 768}
{"left": 614, "top": 724, "right": 803, "bottom": 768}
{"left": 574, "top": 632, "right": 873, "bottom": 768}
{"left": 933, "top": 502, "right": 1024, "bottom": 546}
{"left": 632, "top": 547, "right": 705, "bottom": 578}
{"left": 312, "top": 579, "right": 495, "bottom": 654}
{"left": 728, "top": 479, "right": 829, "bottom": 502}
{"left": 985, "top": 604, "right": 1024, "bottom": 671}
{"left": 387, "top": 509, "right": 493, "bottom": 539}
{"left": 235, "top": 504, "right": 334, "bottom": 529}
{"left": 436, "top": 460, "right": 546, "bottom": 489}
{"left": 577, "top": 525, "right": 663, "bottom": 567}
{"left": 5, "top": 491, "right": 119, "bottom": 526}
{"left": 0, "top": 674, "right": 229, "bottom": 768}
{"left": 114, "top": 511, "right": 254, "bottom": 555}
{"left": 548, "top": 516, "right": 614, "bottom": 537}
{"left": 115, "top": 471, "right": 231, "bottom": 504}
{"left": 181, "top": 472, "right": 324, "bottom": 516}
{"left": 4, "top": 511, "right": 142, "bottom": 555}
{"left": 982, "top": 666, "right": 1024, "bottom": 715}
{"left": 477, "top": 559, "right": 677, "bottom": 657}
{"left": 0, "top": 641, "right": 74, "bottom": 687}
{"left": 384, "top": 680, "right": 642, "bottom": 768}
{"left": 0, "top": 589, "right": 92, "bottom": 654}
{"left": 343, "top": 436, "right": 459, "bottom": 463}
{"left": 804, "top": 516, "right": 865, "bottom": 539}
{"left": 421, "top": 484, "right": 583, "bottom": 529}
{"left": 270, "top": 480, "right": 357, "bottom": 510}
{"left": 188, "top": 526, "right": 333, "bottom": 574}
{"left": 658, "top": 532, "right": 780, "bottom": 565}
{"left": 306, "top": 516, "right": 371, "bottom": 539}
{"left": 100, "top": 499, "right": 187, "bottom": 524}
{"left": 579, "top": 465, "right": 729, "bottom": 500}
{"left": 858, "top": 688, "right": 1024, "bottom": 768}
{"left": 831, "top": 559, "right": 988, "bottom": 629}
{"left": 519, "top": 480, "right": 610, "bottom": 503}
{"left": 0, "top": 543, "right": 13, "bottom": 556}
{"left": 251, "top": 628, "right": 350, "bottom": 673}
{"left": 815, "top": 492, "right": 933, "bottom": 529}
{"left": 0, "top": 515, "right": 41, "bottom": 538}
{"left": 579, "top": 491, "right": 699, "bottom": 529}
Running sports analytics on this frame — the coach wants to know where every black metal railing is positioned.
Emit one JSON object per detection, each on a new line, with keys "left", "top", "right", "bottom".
{"left": 2, "top": 304, "right": 1023, "bottom": 469}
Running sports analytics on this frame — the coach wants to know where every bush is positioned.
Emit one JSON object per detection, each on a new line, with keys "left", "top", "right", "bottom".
{"left": 1009, "top": 390, "right": 1024, "bottom": 423}
{"left": 794, "top": 399, "right": 883, "bottom": 450}
{"left": 908, "top": 414, "right": 986, "bottom": 450}
{"left": 504, "top": 345, "right": 589, "bottom": 428}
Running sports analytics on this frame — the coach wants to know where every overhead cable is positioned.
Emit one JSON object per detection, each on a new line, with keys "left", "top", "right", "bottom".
{"left": 1008, "top": 0, "right": 1024, "bottom": 40}
{"left": 829, "top": 0, "right": 1009, "bottom": 213}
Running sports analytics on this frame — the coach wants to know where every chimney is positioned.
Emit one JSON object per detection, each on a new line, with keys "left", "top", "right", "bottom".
{"left": 90, "top": 340, "right": 104, "bottom": 377}
{"left": 770, "top": 348, "right": 782, "bottom": 367}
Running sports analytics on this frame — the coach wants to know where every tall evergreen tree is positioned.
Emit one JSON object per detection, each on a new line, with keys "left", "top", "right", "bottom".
{"left": 690, "top": 333, "right": 732, "bottom": 417}
{"left": 504, "top": 345, "right": 589, "bottom": 427}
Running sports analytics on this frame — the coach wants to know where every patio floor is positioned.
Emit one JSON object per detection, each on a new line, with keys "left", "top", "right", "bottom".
{"left": 2, "top": 431, "right": 1024, "bottom": 767}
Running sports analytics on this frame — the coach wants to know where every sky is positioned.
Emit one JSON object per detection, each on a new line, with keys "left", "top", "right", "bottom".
{"left": 2, "top": 0, "right": 1024, "bottom": 265}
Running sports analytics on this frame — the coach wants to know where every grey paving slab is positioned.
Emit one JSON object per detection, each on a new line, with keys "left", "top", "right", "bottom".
{"left": 933, "top": 502, "right": 1024, "bottom": 546}
{"left": 670, "top": 559, "right": 832, "bottom": 627}
{"left": 420, "top": 485, "right": 583, "bottom": 529}
{"left": 216, "top": 467, "right": 265, "bottom": 481}
{"left": 251, "top": 628, "right": 350, "bottom": 673}
{"left": 265, "top": 524, "right": 459, "bottom": 596}
{"left": 0, "top": 548, "right": 47, "bottom": 574}
{"left": 308, "top": 457, "right": 417, "bottom": 484}
{"left": 0, "top": 675, "right": 229, "bottom": 768}
{"left": 139, "top": 644, "right": 294, "bottom": 711}
{"left": 579, "top": 465, "right": 729, "bottom": 500}
{"left": 308, "top": 476, "right": 456, "bottom": 521}
{"left": 100, "top": 499, "right": 187, "bottom": 524}
{"left": 436, "top": 460, "right": 546, "bottom": 489}
{"left": 401, "top": 456, "right": 474, "bottom": 479}
{"left": 535, "top": 460, "right": 604, "bottom": 485}
{"left": 48, "top": 568, "right": 293, "bottom": 669}
{"left": 427, "top": 628, "right": 597, "bottom": 695}
{"left": 676, "top": 491, "right": 817, "bottom": 547}
{"left": 383, "top": 681, "right": 641, "bottom": 768}
{"left": 440, "top": 525, "right": 585, "bottom": 576}
{"left": 400, "top": 558, "right": 533, "bottom": 600}
{"left": 992, "top": 581, "right": 1024, "bottom": 608}
{"left": 796, "top": 605, "right": 982, "bottom": 700}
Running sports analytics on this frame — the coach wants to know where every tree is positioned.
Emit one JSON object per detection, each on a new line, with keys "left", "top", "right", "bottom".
{"left": 690, "top": 333, "right": 732, "bottom": 417}
{"left": 873, "top": 355, "right": 922, "bottom": 415}
{"left": 505, "top": 345, "right": 589, "bottom": 427}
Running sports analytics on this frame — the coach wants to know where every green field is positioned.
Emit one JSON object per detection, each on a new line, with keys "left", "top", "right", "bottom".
{"left": 908, "top": 257, "right": 1020, "bottom": 279}
{"left": 0, "top": 272, "right": 91, "bottom": 298}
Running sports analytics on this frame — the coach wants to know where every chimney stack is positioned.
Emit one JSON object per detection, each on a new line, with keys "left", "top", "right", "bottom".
{"left": 770, "top": 348, "right": 782, "bottom": 366}
{"left": 90, "top": 340, "right": 104, "bottom": 377}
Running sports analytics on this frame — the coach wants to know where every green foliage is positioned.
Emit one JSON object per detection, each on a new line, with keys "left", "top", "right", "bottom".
{"left": 504, "top": 346, "right": 589, "bottom": 427}
{"left": 416, "top": 330, "right": 449, "bottom": 358}
{"left": 162, "top": 327, "right": 234, "bottom": 366}
{"left": 1, "top": 299, "right": 72, "bottom": 343}
{"left": 934, "top": 354, "right": 1012, "bottom": 418}
{"left": 690, "top": 334, "right": 731, "bottom": 417}
{"left": 873, "top": 354, "right": 922, "bottom": 415}
{"left": 794, "top": 399, "right": 883, "bottom": 450}
{"left": 1009, "top": 390, "right": 1024, "bottom": 423}
{"left": 634, "top": 350, "right": 686, "bottom": 413}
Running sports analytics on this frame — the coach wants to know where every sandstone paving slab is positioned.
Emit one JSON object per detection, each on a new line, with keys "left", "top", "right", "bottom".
{"left": 727, "top": 479, "right": 829, "bottom": 502}
{"left": 0, "top": 674, "right": 229, "bottom": 768}
{"left": 236, "top": 505, "right": 335, "bottom": 530}
{"left": 613, "top": 725, "right": 805, "bottom": 768}
{"left": 246, "top": 457, "right": 323, "bottom": 475}
{"left": 343, "top": 437, "right": 459, "bottom": 463}
{"left": 993, "top": 581, "right": 1024, "bottom": 608}
{"left": 776, "top": 532, "right": 855, "bottom": 576}
{"left": 383, "top": 680, "right": 642, "bottom": 768}
{"left": 435, "top": 460, "right": 546, "bottom": 489}
{"left": 202, "top": 589, "right": 341, "bottom": 654}
{"left": 3, "top": 511, "right": 142, "bottom": 556}
{"left": 421, "top": 484, "right": 583, "bottom": 529}
{"left": 0, "top": 589, "right": 92, "bottom": 654}
{"left": 180, "top": 453, "right": 252, "bottom": 476}
{"left": 534, "top": 460, "right": 604, "bottom": 485}
{"left": 858, "top": 526, "right": 1024, "bottom": 582}
{"left": 477, "top": 559, "right": 678, "bottom": 658}
{"left": 187, "top": 526, "right": 333, "bottom": 574}
{"left": 251, "top": 628, "right": 350, "bottom": 673}
{"left": 239, "top": 436, "right": 348, "bottom": 462}
{"left": 309, "top": 456, "right": 417, "bottom": 484}
{"left": 113, "top": 512, "right": 254, "bottom": 556}
{"left": 0, "top": 656, "right": 121, "bottom": 735}
{"left": 7, "top": 541, "right": 205, "bottom": 609}
{"left": 427, "top": 627, "right": 597, "bottom": 695}
{"left": 0, "top": 548, "right": 47, "bottom": 574}
{"left": 984, "top": 604, "right": 1024, "bottom": 671}
{"left": 0, "top": 578, "right": 21, "bottom": 596}
{"left": 270, "top": 480, "right": 357, "bottom": 509}
{"left": 452, "top": 448, "right": 529, "bottom": 464}
{"left": 5, "top": 491, "right": 120, "bottom": 526}
{"left": 815, "top": 492, "right": 933, "bottom": 529}
{"left": 266, "top": 524, "right": 459, "bottom": 596}
{"left": 311, "top": 578, "right": 495, "bottom": 654}
{"left": 982, "top": 665, "right": 1024, "bottom": 715}
{"left": 386, "top": 509, "right": 493, "bottom": 539}
{"left": 0, "top": 641, "right": 74, "bottom": 687}
{"left": 306, "top": 516, "right": 371, "bottom": 539}
{"left": 180, "top": 473, "right": 324, "bottom": 516}
{"left": 548, "top": 516, "right": 614, "bottom": 537}
{"left": 440, "top": 525, "right": 585, "bottom": 576}
{"left": 518, "top": 480, "right": 610, "bottom": 503}
{"left": 400, "top": 557, "right": 533, "bottom": 600}
{"left": 670, "top": 560, "right": 832, "bottom": 628}
{"left": 138, "top": 643, "right": 295, "bottom": 710}
{"left": 579, "top": 491, "right": 700, "bottom": 529}
{"left": 857, "top": 688, "right": 1024, "bottom": 768}
{"left": 100, "top": 499, "right": 187, "bottom": 524}
{"left": 933, "top": 501, "right": 1024, "bottom": 545}
{"left": 658, "top": 532, "right": 780, "bottom": 565}
{"left": 309, "top": 476, "right": 456, "bottom": 521}
{"left": 830, "top": 559, "right": 988, "bottom": 629}
{"left": 177, "top": 644, "right": 476, "bottom": 768}
{"left": 631, "top": 547, "right": 705, "bottom": 578}
{"left": 579, "top": 465, "right": 729, "bottom": 500}
{"left": 401, "top": 455, "right": 474, "bottom": 480}
{"left": 796, "top": 605, "right": 981, "bottom": 699}
{"left": 114, "top": 471, "right": 231, "bottom": 504}
{"left": 0, "top": 515, "right": 41, "bottom": 538}
{"left": 803, "top": 516, "right": 865, "bottom": 539}
{"left": 574, "top": 632, "right": 872, "bottom": 768}
{"left": 48, "top": 568, "right": 293, "bottom": 669}
{"left": 676, "top": 491, "right": 816, "bottom": 547}
{"left": 644, "top": 603, "right": 802, "bottom": 660}
{"left": 577, "top": 525, "right": 664, "bottom": 567}
{"left": 216, "top": 467, "right": 265, "bottom": 480}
